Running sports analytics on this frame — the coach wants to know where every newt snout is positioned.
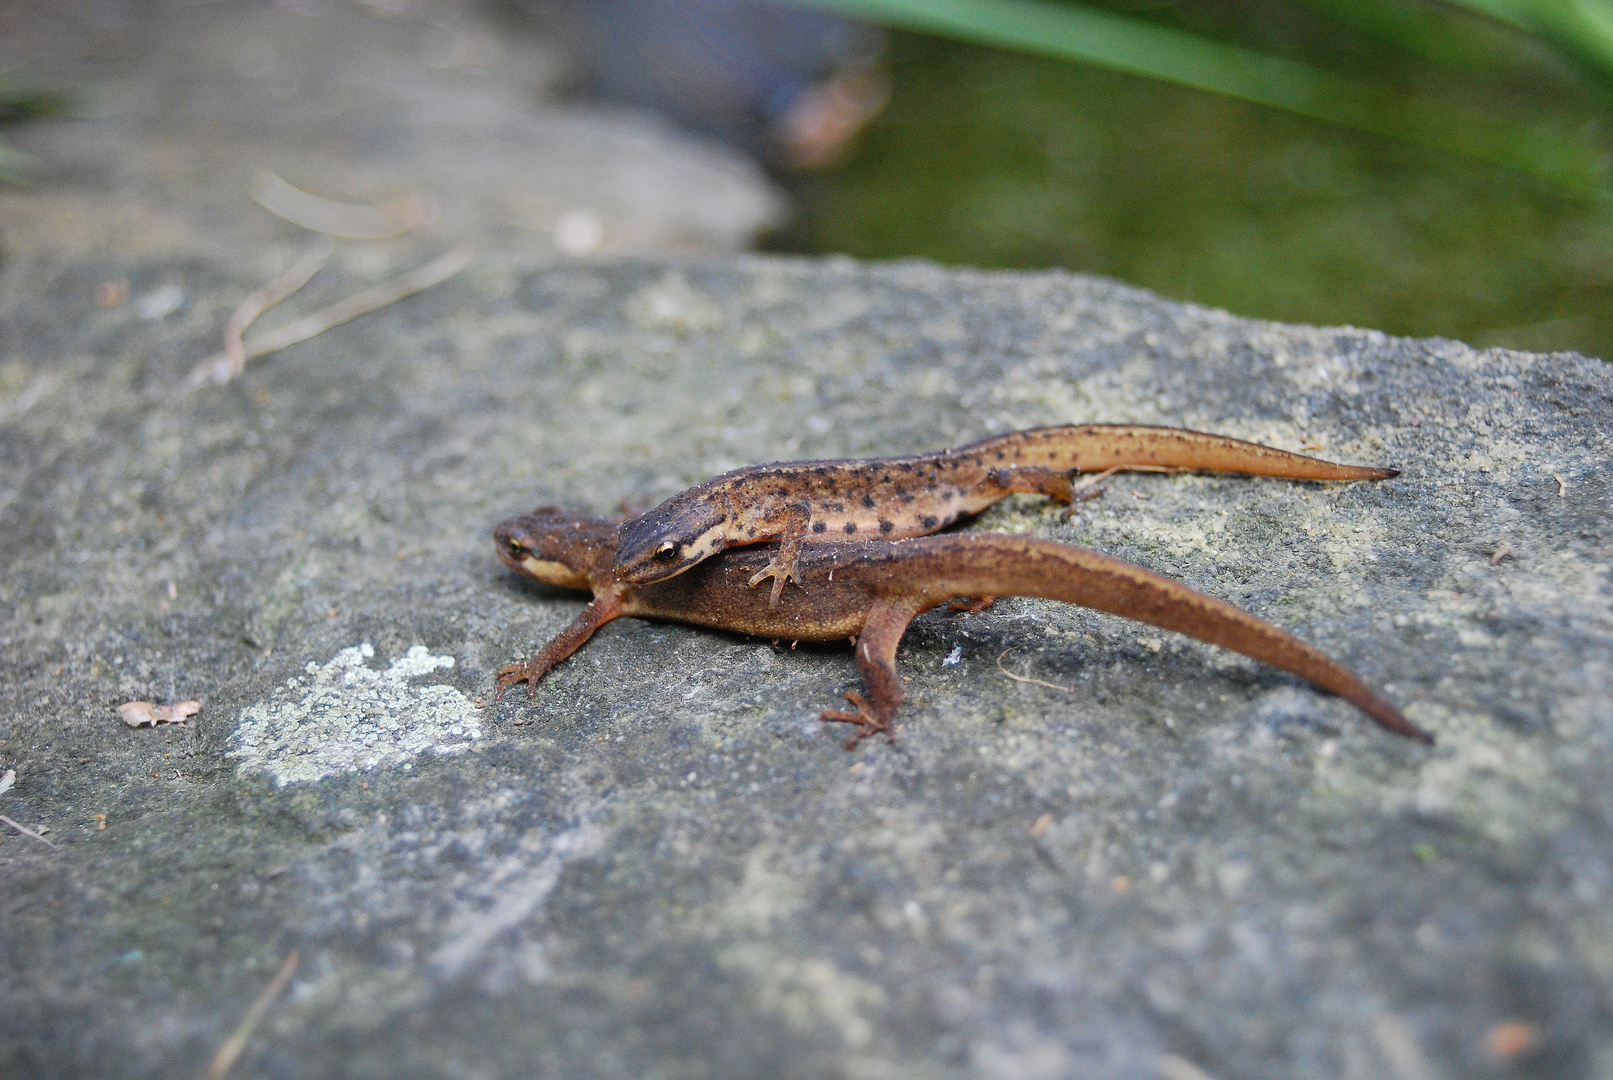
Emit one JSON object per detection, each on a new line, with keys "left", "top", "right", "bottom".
{"left": 497, "top": 507, "right": 617, "bottom": 590}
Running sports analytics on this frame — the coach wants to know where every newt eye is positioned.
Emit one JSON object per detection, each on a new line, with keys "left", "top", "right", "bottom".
{"left": 508, "top": 538, "right": 524, "bottom": 552}
{"left": 651, "top": 540, "right": 680, "bottom": 564}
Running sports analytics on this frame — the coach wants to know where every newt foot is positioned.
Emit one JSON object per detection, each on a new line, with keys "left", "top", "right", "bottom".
{"left": 495, "top": 662, "right": 542, "bottom": 701}
{"left": 747, "top": 559, "right": 802, "bottom": 607}
{"left": 1058, "top": 467, "right": 1121, "bottom": 520}
{"left": 948, "top": 596, "right": 997, "bottom": 615}
{"left": 820, "top": 690, "right": 894, "bottom": 750}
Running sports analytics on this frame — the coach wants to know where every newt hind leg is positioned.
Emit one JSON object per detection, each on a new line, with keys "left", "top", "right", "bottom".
{"left": 987, "top": 465, "right": 1148, "bottom": 521}
{"left": 1058, "top": 466, "right": 1124, "bottom": 520}
{"left": 817, "top": 598, "right": 922, "bottom": 750}
{"left": 985, "top": 465, "right": 1077, "bottom": 504}
{"left": 821, "top": 691, "right": 892, "bottom": 749}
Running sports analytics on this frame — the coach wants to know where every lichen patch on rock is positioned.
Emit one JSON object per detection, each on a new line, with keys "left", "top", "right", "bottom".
{"left": 229, "top": 643, "right": 480, "bottom": 787}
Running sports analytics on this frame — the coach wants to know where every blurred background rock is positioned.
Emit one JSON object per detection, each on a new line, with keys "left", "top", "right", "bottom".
{"left": 0, "top": 0, "right": 788, "bottom": 262}
{"left": 524, "top": 0, "right": 890, "bottom": 167}
{"left": 1, "top": 0, "right": 1609, "bottom": 353}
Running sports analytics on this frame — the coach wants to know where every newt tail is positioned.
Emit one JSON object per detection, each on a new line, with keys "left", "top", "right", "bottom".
{"left": 497, "top": 508, "right": 1432, "bottom": 749}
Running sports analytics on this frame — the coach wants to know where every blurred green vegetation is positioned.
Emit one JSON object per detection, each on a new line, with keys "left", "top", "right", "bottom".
{"left": 0, "top": 80, "right": 71, "bottom": 184}
{"left": 796, "top": 0, "right": 1613, "bottom": 193}
{"left": 771, "top": 1, "right": 1613, "bottom": 359}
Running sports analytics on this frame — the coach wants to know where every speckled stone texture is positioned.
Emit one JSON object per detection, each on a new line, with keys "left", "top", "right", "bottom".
{"left": 1, "top": 254, "right": 1610, "bottom": 1080}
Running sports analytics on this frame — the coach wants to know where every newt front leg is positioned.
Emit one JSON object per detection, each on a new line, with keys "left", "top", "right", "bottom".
{"left": 745, "top": 501, "right": 813, "bottom": 607}
{"left": 496, "top": 592, "right": 625, "bottom": 699}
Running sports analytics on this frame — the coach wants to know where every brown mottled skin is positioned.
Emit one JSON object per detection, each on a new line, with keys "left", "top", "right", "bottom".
{"left": 613, "top": 424, "right": 1399, "bottom": 605}
{"left": 498, "top": 507, "right": 1432, "bottom": 749}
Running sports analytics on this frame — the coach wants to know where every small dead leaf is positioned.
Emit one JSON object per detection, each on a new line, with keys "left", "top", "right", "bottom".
{"left": 97, "top": 280, "right": 129, "bottom": 307}
{"left": 119, "top": 702, "right": 160, "bottom": 727}
{"left": 94, "top": 813, "right": 106, "bottom": 831}
{"left": 1490, "top": 545, "right": 1512, "bottom": 566}
{"left": 119, "top": 700, "right": 201, "bottom": 727}
{"left": 0, "top": 769, "right": 14, "bottom": 795}
{"left": 1110, "top": 875, "right": 1132, "bottom": 893}
{"left": 1029, "top": 813, "right": 1053, "bottom": 838}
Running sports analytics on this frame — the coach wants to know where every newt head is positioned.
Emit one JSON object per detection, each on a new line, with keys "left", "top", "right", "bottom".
{"left": 495, "top": 507, "right": 618, "bottom": 590}
{"left": 614, "top": 493, "right": 730, "bottom": 584}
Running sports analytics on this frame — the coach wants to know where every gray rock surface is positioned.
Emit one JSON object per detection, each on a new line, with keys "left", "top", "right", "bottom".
{"left": 0, "top": 0, "right": 786, "bottom": 262}
{"left": 1, "top": 248, "right": 1610, "bottom": 1080}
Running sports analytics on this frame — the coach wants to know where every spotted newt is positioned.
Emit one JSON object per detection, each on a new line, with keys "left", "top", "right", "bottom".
{"left": 613, "top": 424, "right": 1398, "bottom": 605}
{"left": 499, "top": 507, "right": 1430, "bottom": 748}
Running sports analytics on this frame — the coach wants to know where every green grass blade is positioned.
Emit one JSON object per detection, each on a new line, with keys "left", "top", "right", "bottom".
{"left": 779, "top": 0, "right": 1611, "bottom": 194}
{"left": 1285, "top": 0, "right": 1549, "bottom": 76}
{"left": 1444, "top": 0, "right": 1613, "bottom": 83}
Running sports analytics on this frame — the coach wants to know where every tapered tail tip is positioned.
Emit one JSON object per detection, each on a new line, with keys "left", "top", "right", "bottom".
{"left": 1376, "top": 704, "right": 1434, "bottom": 745}
{"left": 1360, "top": 690, "right": 1433, "bottom": 744}
{"left": 1376, "top": 467, "right": 1401, "bottom": 480}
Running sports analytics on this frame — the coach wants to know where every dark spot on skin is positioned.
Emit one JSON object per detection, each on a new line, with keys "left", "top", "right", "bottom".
{"left": 879, "top": 519, "right": 893, "bottom": 533}
{"left": 894, "top": 487, "right": 907, "bottom": 498}
{"left": 814, "top": 466, "right": 829, "bottom": 476}
{"left": 880, "top": 474, "right": 890, "bottom": 482}
{"left": 812, "top": 521, "right": 827, "bottom": 533}
{"left": 844, "top": 522, "right": 857, "bottom": 533}
{"left": 921, "top": 515, "right": 938, "bottom": 528}
{"left": 901, "top": 494, "right": 914, "bottom": 504}
{"left": 861, "top": 494, "right": 875, "bottom": 509}
{"left": 898, "top": 463, "right": 914, "bottom": 472}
